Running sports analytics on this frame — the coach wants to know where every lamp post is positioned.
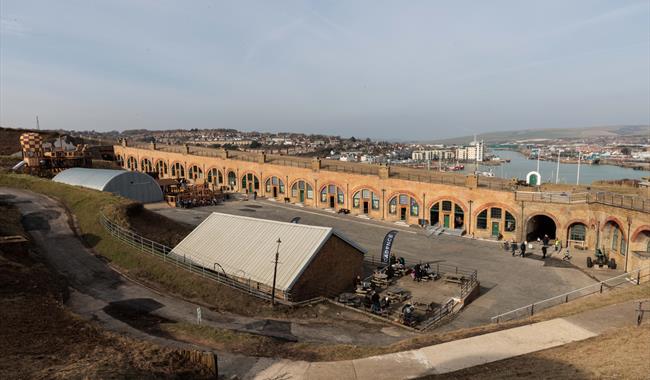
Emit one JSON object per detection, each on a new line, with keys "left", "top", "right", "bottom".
{"left": 271, "top": 238, "right": 282, "bottom": 307}
{"left": 625, "top": 217, "right": 632, "bottom": 272}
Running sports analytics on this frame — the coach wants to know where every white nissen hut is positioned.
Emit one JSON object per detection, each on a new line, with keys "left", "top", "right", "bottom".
{"left": 171, "top": 212, "right": 366, "bottom": 302}
{"left": 53, "top": 168, "right": 163, "bottom": 203}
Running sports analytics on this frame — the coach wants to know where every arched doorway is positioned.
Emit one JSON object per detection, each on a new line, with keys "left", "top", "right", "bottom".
{"left": 291, "top": 180, "right": 313, "bottom": 203}
{"left": 206, "top": 168, "right": 223, "bottom": 187}
{"left": 155, "top": 160, "right": 168, "bottom": 177}
{"left": 388, "top": 194, "right": 419, "bottom": 222}
{"left": 430, "top": 200, "right": 464, "bottom": 229}
{"left": 241, "top": 173, "right": 260, "bottom": 193}
{"left": 171, "top": 162, "right": 185, "bottom": 178}
{"left": 126, "top": 156, "right": 138, "bottom": 171}
{"left": 352, "top": 189, "right": 379, "bottom": 214}
{"left": 227, "top": 171, "right": 237, "bottom": 189}
{"left": 140, "top": 158, "right": 153, "bottom": 172}
{"left": 602, "top": 221, "right": 625, "bottom": 255}
{"left": 320, "top": 184, "right": 344, "bottom": 209}
{"left": 526, "top": 214, "right": 556, "bottom": 241}
{"left": 265, "top": 176, "right": 285, "bottom": 198}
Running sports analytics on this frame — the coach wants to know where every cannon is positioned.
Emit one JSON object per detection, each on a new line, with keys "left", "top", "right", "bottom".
{"left": 587, "top": 248, "right": 616, "bottom": 269}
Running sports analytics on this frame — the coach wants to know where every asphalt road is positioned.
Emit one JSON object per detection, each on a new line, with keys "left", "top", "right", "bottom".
{"left": 149, "top": 198, "right": 599, "bottom": 330}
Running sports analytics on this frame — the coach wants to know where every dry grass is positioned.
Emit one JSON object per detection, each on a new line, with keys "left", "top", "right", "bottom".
{"left": 0, "top": 202, "right": 212, "bottom": 379}
{"left": 424, "top": 324, "right": 650, "bottom": 379}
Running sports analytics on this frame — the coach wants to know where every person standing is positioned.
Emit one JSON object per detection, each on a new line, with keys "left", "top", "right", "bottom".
{"left": 520, "top": 241, "right": 527, "bottom": 257}
{"left": 543, "top": 234, "right": 550, "bottom": 247}
{"left": 542, "top": 245, "right": 547, "bottom": 259}
{"left": 511, "top": 239, "right": 518, "bottom": 256}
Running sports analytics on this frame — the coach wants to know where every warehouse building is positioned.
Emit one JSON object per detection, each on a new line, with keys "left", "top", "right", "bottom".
{"left": 171, "top": 212, "right": 366, "bottom": 302}
{"left": 53, "top": 168, "right": 163, "bottom": 203}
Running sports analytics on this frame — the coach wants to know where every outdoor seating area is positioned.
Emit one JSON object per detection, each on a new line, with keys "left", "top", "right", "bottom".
{"left": 163, "top": 180, "right": 226, "bottom": 208}
{"left": 337, "top": 259, "right": 478, "bottom": 330}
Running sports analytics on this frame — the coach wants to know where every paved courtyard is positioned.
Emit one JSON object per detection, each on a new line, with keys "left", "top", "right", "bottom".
{"left": 148, "top": 198, "right": 599, "bottom": 330}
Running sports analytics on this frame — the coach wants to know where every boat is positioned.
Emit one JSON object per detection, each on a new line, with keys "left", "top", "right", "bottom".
{"left": 475, "top": 170, "right": 495, "bottom": 177}
{"left": 447, "top": 164, "right": 464, "bottom": 171}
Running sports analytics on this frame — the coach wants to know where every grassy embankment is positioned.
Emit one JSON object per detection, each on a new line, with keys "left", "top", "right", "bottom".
{"left": 0, "top": 200, "right": 212, "bottom": 379}
{"left": 1, "top": 172, "right": 648, "bottom": 363}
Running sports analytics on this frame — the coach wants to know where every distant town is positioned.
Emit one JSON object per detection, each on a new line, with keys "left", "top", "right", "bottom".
{"left": 72, "top": 126, "right": 650, "bottom": 173}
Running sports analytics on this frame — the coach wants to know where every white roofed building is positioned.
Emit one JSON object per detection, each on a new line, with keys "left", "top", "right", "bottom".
{"left": 171, "top": 212, "right": 366, "bottom": 302}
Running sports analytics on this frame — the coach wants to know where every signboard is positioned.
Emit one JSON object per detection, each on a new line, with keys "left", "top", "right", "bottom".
{"left": 381, "top": 230, "right": 399, "bottom": 264}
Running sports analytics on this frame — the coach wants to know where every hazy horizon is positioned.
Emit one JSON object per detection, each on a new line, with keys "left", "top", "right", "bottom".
{"left": 1, "top": 1, "right": 649, "bottom": 139}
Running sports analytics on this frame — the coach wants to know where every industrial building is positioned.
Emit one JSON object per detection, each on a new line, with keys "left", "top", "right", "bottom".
{"left": 53, "top": 168, "right": 163, "bottom": 203}
{"left": 171, "top": 212, "right": 366, "bottom": 302}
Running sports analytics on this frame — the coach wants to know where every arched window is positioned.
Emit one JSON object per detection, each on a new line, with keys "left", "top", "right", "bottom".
{"left": 388, "top": 194, "right": 419, "bottom": 218}
{"left": 352, "top": 189, "right": 379, "bottom": 210}
{"left": 291, "top": 180, "right": 313, "bottom": 200}
{"left": 476, "top": 209, "right": 488, "bottom": 229}
{"left": 569, "top": 223, "right": 586, "bottom": 242}
{"left": 126, "top": 156, "right": 138, "bottom": 171}
{"left": 265, "top": 177, "right": 285, "bottom": 194}
{"left": 320, "top": 184, "right": 344, "bottom": 205}
{"left": 141, "top": 158, "right": 153, "bottom": 172}
{"left": 155, "top": 160, "right": 168, "bottom": 176}
{"left": 227, "top": 171, "right": 237, "bottom": 187}
{"left": 241, "top": 173, "right": 260, "bottom": 192}
{"left": 207, "top": 168, "right": 223, "bottom": 185}
{"left": 429, "top": 200, "right": 464, "bottom": 228}
{"left": 171, "top": 162, "right": 185, "bottom": 178}
{"left": 612, "top": 227, "right": 619, "bottom": 251}
{"left": 116, "top": 154, "right": 124, "bottom": 167}
{"left": 505, "top": 211, "right": 516, "bottom": 232}
{"left": 188, "top": 165, "right": 203, "bottom": 180}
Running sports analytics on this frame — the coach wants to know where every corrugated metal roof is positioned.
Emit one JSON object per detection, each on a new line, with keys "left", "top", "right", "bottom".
{"left": 171, "top": 212, "right": 365, "bottom": 292}
{"left": 52, "top": 168, "right": 163, "bottom": 203}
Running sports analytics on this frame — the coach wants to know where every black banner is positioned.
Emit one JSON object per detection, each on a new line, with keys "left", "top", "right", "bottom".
{"left": 381, "top": 230, "right": 399, "bottom": 263}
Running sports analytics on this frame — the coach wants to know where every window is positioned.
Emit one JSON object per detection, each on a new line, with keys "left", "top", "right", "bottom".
{"left": 647, "top": 240, "right": 650, "bottom": 253}
{"left": 362, "top": 189, "right": 370, "bottom": 198}
{"left": 612, "top": 227, "right": 619, "bottom": 251}
{"left": 171, "top": 162, "right": 185, "bottom": 178}
{"left": 410, "top": 198, "right": 419, "bottom": 217}
{"left": 337, "top": 189, "right": 344, "bottom": 204}
{"left": 353, "top": 192, "right": 360, "bottom": 208}
{"left": 306, "top": 184, "right": 313, "bottom": 199}
{"left": 126, "top": 156, "right": 138, "bottom": 171}
{"left": 505, "top": 211, "right": 516, "bottom": 232}
{"left": 442, "top": 201, "right": 452, "bottom": 212}
{"left": 141, "top": 159, "right": 153, "bottom": 172}
{"left": 207, "top": 168, "right": 222, "bottom": 185}
{"left": 265, "top": 177, "right": 284, "bottom": 194}
{"left": 490, "top": 208, "right": 502, "bottom": 219}
{"left": 242, "top": 173, "right": 259, "bottom": 190}
{"left": 621, "top": 238, "right": 626, "bottom": 256}
{"left": 320, "top": 187, "right": 327, "bottom": 202}
{"left": 399, "top": 195, "right": 408, "bottom": 205}
{"left": 569, "top": 224, "right": 586, "bottom": 242}
{"left": 156, "top": 161, "right": 168, "bottom": 176}
{"left": 265, "top": 179, "right": 272, "bottom": 192}
{"left": 188, "top": 165, "right": 203, "bottom": 180}
{"left": 477, "top": 210, "right": 488, "bottom": 229}
{"left": 227, "top": 171, "right": 236, "bottom": 186}
{"left": 389, "top": 197, "right": 397, "bottom": 214}
{"left": 372, "top": 193, "right": 380, "bottom": 210}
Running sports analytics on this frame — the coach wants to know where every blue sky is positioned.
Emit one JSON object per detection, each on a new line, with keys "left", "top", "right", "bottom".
{"left": 1, "top": 1, "right": 649, "bottom": 139}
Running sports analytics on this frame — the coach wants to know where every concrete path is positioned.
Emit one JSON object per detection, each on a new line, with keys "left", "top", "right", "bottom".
{"left": 254, "top": 301, "right": 644, "bottom": 379}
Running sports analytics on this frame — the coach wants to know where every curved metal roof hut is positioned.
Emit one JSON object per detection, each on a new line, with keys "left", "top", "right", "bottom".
{"left": 53, "top": 168, "right": 163, "bottom": 203}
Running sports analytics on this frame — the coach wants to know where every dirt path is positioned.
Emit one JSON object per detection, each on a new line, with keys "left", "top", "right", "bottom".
{"left": 1, "top": 188, "right": 406, "bottom": 378}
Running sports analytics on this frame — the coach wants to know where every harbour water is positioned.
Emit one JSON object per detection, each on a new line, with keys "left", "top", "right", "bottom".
{"left": 460, "top": 150, "right": 650, "bottom": 185}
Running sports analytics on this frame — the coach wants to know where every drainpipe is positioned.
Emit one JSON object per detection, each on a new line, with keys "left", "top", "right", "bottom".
{"left": 468, "top": 200, "right": 473, "bottom": 236}
{"left": 625, "top": 217, "right": 632, "bottom": 272}
{"left": 520, "top": 201, "right": 525, "bottom": 242}
{"left": 382, "top": 189, "right": 386, "bottom": 220}
{"left": 422, "top": 193, "right": 426, "bottom": 226}
{"left": 596, "top": 220, "right": 601, "bottom": 251}
{"left": 314, "top": 179, "right": 318, "bottom": 207}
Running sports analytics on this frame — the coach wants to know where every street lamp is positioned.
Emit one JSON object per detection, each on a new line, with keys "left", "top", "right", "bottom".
{"left": 271, "top": 238, "right": 282, "bottom": 307}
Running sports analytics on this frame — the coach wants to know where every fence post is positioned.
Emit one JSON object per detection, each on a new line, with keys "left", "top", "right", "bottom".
{"left": 638, "top": 271, "right": 641, "bottom": 285}
{"left": 565, "top": 294, "right": 569, "bottom": 303}
{"left": 600, "top": 283, "right": 603, "bottom": 293}
{"left": 530, "top": 303, "right": 534, "bottom": 316}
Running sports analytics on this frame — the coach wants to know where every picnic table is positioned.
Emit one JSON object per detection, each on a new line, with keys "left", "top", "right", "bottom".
{"left": 444, "top": 273, "right": 467, "bottom": 284}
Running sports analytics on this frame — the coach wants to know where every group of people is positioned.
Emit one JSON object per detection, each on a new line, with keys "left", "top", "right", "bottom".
{"left": 411, "top": 263, "right": 432, "bottom": 282}
{"left": 366, "top": 291, "right": 391, "bottom": 314}
{"left": 507, "top": 234, "right": 563, "bottom": 259}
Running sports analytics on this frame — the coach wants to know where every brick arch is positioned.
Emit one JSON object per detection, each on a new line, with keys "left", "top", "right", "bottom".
{"left": 426, "top": 196, "right": 468, "bottom": 213}
{"left": 240, "top": 170, "right": 260, "bottom": 180}
{"left": 205, "top": 167, "right": 223, "bottom": 183}
{"left": 318, "top": 181, "right": 346, "bottom": 194}
{"left": 263, "top": 174, "right": 287, "bottom": 186}
{"left": 385, "top": 190, "right": 422, "bottom": 206}
{"left": 601, "top": 216, "right": 625, "bottom": 231}
{"left": 471, "top": 202, "right": 518, "bottom": 220}
{"left": 288, "top": 178, "right": 315, "bottom": 190}
{"left": 524, "top": 212, "right": 560, "bottom": 229}
{"left": 565, "top": 218, "right": 589, "bottom": 229}
{"left": 350, "top": 184, "right": 382, "bottom": 198}
{"left": 631, "top": 225, "right": 650, "bottom": 242}
{"left": 125, "top": 155, "right": 138, "bottom": 170}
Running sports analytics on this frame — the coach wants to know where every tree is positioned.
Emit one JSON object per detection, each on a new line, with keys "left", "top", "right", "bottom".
{"left": 249, "top": 141, "right": 262, "bottom": 149}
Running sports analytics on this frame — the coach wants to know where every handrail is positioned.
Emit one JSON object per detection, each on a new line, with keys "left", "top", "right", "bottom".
{"left": 491, "top": 266, "right": 649, "bottom": 323}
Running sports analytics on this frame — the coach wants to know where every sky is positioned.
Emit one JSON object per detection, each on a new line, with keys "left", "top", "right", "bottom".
{"left": 1, "top": 1, "right": 649, "bottom": 140}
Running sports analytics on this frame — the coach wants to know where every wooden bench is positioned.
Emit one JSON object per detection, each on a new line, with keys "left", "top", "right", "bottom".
{"left": 444, "top": 273, "right": 466, "bottom": 284}
{"left": 338, "top": 208, "right": 351, "bottom": 214}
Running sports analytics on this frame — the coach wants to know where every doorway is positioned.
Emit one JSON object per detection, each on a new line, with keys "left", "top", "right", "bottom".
{"left": 492, "top": 221, "right": 500, "bottom": 237}
{"left": 329, "top": 196, "right": 335, "bottom": 208}
{"left": 443, "top": 214, "right": 450, "bottom": 228}
{"left": 299, "top": 190, "right": 305, "bottom": 203}
{"left": 526, "top": 215, "right": 556, "bottom": 241}
{"left": 272, "top": 187, "right": 277, "bottom": 198}
{"left": 363, "top": 201, "right": 369, "bottom": 214}
{"left": 400, "top": 207, "right": 407, "bottom": 221}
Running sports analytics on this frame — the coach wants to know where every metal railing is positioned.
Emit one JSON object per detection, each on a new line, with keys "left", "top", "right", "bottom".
{"left": 491, "top": 267, "right": 649, "bottom": 323}
{"left": 99, "top": 213, "right": 280, "bottom": 302}
{"left": 422, "top": 298, "right": 456, "bottom": 330}
{"left": 515, "top": 191, "right": 589, "bottom": 204}
{"left": 589, "top": 192, "right": 650, "bottom": 213}
{"left": 516, "top": 191, "right": 649, "bottom": 213}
